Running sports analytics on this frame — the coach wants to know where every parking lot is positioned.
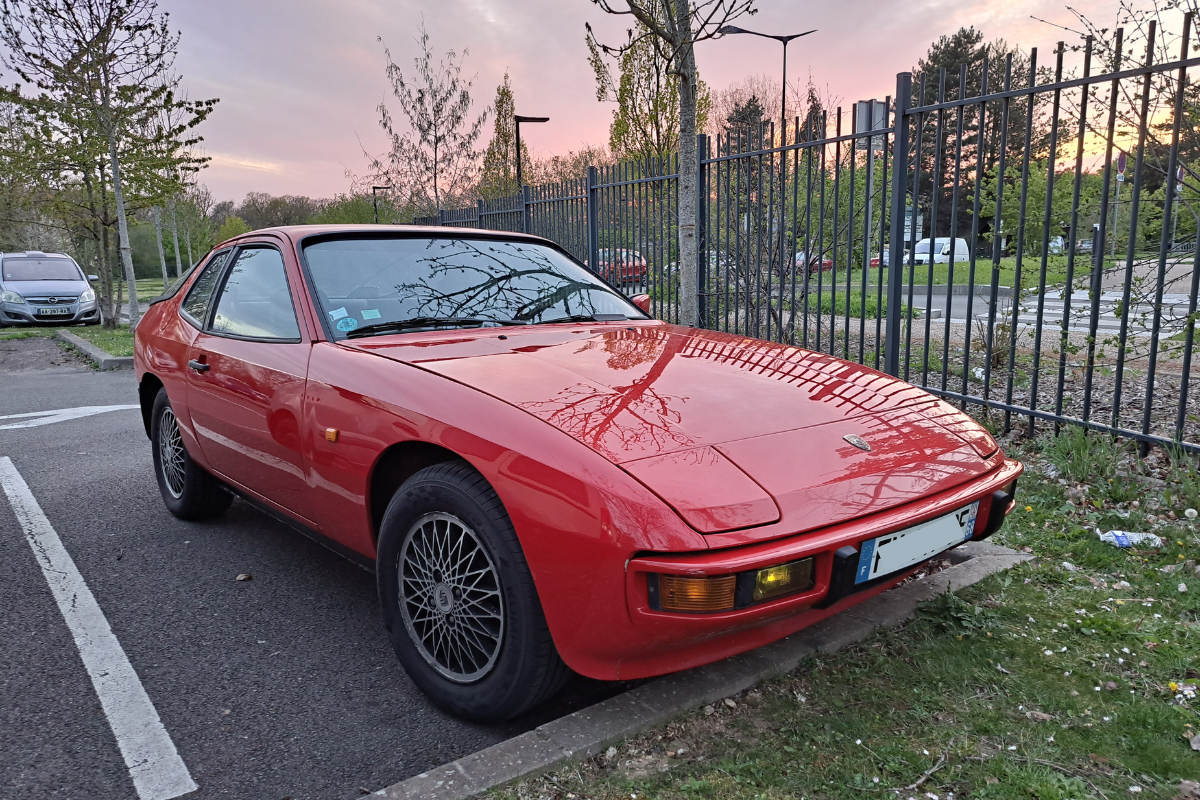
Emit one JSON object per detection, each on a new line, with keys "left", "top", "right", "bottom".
{"left": 0, "top": 337, "right": 625, "bottom": 800}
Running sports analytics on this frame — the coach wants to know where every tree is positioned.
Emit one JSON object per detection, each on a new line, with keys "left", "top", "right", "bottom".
{"left": 216, "top": 215, "right": 250, "bottom": 242}
{"left": 1, "top": 0, "right": 215, "bottom": 326}
{"left": 236, "top": 192, "right": 320, "bottom": 229}
{"left": 589, "top": 19, "right": 712, "bottom": 162}
{"left": 363, "top": 23, "right": 489, "bottom": 215}
{"left": 586, "top": 0, "right": 757, "bottom": 327}
{"left": 478, "top": 72, "right": 528, "bottom": 199}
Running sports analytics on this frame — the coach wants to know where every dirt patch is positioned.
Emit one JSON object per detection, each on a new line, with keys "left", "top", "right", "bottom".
{"left": 0, "top": 336, "right": 87, "bottom": 372}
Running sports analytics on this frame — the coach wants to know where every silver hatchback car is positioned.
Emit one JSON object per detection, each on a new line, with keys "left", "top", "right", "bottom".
{"left": 0, "top": 251, "right": 101, "bottom": 326}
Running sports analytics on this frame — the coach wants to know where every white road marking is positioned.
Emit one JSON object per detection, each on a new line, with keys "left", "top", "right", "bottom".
{"left": 0, "top": 404, "right": 139, "bottom": 430}
{"left": 0, "top": 457, "right": 197, "bottom": 800}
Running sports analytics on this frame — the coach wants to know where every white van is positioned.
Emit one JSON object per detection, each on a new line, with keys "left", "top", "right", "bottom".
{"left": 912, "top": 237, "right": 970, "bottom": 265}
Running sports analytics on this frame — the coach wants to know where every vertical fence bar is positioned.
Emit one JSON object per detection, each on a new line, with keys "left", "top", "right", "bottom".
{"left": 875, "top": 103, "right": 891, "bottom": 370}
{"left": 1027, "top": 43, "right": 1066, "bottom": 435}
{"left": 1142, "top": 14, "right": 1192, "bottom": 448}
{"left": 521, "top": 185, "right": 532, "bottom": 234}
{"left": 698, "top": 136, "right": 710, "bottom": 326}
{"left": 831, "top": 110, "right": 842, "bottom": 352}
{"left": 1083, "top": 30, "right": 1125, "bottom": 424}
{"left": 587, "top": 166, "right": 600, "bottom": 280}
{"left": 960, "top": 55, "right": 989, "bottom": 400}
{"left": 1003, "top": 49, "right": 1038, "bottom": 434}
{"left": 941, "top": 65, "right": 968, "bottom": 395}
{"left": 983, "top": 55, "right": 1013, "bottom": 407}
{"left": 1055, "top": 38, "right": 1094, "bottom": 431}
{"left": 923, "top": 71, "right": 947, "bottom": 386}
{"left": 845, "top": 104, "right": 857, "bottom": 359}
{"left": 1112, "top": 23, "right": 1157, "bottom": 441}
{"left": 903, "top": 83, "right": 925, "bottom": 380}
{"left": 885, "top": 73, "right": 913, "bottom": 377}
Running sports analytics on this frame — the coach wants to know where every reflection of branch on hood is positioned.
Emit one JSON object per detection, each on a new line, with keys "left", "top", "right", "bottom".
{"left": 521, "top": 331, "right": 691, "bottom": 460}
{"left": 393, "top": 239, "right": 601, "bottom": 320}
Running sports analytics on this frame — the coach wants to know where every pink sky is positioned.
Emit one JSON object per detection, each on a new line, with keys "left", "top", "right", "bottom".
{"left": 163, "top": 0, "right": 1122, "bottom": 204}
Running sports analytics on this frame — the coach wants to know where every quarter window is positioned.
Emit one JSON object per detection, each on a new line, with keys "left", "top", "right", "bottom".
{"left": 210, "top": 247, "right": 300, "bottom": 340}
{"left": 181, "top": 249, "right": 231, "bottom": 326}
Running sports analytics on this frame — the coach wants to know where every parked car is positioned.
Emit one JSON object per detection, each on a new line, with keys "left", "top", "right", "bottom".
{"left": 585, "top": 248, "right": 647, "bottom": 286}
{"left": 795, "top": 251, "right": 833, "bottom": 272}
{"left": 869, "top": 248, "right": 910, "bottom": 268}
{"left": 0, "top": 250, "right": 101, "bottom": 326}
{"left": 912, "top": 237, "right": 970, "bottom": 265}
{"left": 134, "top": 225, "right": 1022, "bottom": 722}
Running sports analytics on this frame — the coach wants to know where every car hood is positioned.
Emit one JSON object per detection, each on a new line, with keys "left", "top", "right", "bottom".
{"left": 347, "top": 323, "right": 996, "bottom": 535}
{"left": 1, "top": 280, "right": 86, "bottom": 296}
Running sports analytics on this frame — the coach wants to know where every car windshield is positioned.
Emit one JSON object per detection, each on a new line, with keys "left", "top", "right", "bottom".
{"left": 2, "top": 257, "right": 81, "bottom": 282}
{"left": 303, "top": 236, "right": 644, "bottom": 338}
{"left": 915, "top": 242, "right": 930, "bottom": 254}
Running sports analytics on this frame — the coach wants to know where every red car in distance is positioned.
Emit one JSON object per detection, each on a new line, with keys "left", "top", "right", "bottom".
{"left": 134, "top": 226, "right": 1021, "bottom": 721}
{"left": 587, "top": 248, "right": 647, "bottom": 286}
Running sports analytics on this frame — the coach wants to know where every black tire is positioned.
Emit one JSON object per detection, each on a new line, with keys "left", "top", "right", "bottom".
{"left": 377, "top": 461, "right": 569, "bottom": 721}
{"left": 150, "top": 388, "right": 232, "bottom": 520}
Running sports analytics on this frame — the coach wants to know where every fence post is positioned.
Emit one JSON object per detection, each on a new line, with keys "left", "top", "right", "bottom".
{"left": 696, "top": 135, "right": 709, "bottom": 328}
{"left": 437, "top": 209, "right": 446, "bottom": 226}
{"left": 884, "top": 73, "right": 913, "bottom": 377}
{"left": 586, "top": 166, "right": 600, "bottom": 272}
{"left": 476, "top": 199, "right": 484, "bottom": 230}
{"left": 522, "top": 185, "right": 532, "bottom": 235}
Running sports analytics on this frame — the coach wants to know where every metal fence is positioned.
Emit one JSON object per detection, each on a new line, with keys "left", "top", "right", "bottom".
{"left": 414, "top": 15, "right": 1200, "bottom": 453}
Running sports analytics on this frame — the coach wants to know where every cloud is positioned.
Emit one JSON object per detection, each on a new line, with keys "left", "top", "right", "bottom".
{"left": 206, "top": 153, "right": 282, "bottom": 173}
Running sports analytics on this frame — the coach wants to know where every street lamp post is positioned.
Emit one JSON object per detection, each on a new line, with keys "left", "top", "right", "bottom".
{"left": 718, "top": 26, "right": 816, "bottom": 286}
{"left": 514, "top": 115, "right": 549, "bottom": 190}
{"left": 716, "top": 26, "right": 816, "bottom": 147}
{"left": 371, "top": 185, "right": 390, "bottom": 224}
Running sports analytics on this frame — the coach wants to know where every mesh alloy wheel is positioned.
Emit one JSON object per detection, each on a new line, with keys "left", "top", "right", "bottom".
{"left": 158, "top": 407, "right": 186, "bottom": 499}
{"left": 398, "top": 512, "right": 505, "bottom": 683}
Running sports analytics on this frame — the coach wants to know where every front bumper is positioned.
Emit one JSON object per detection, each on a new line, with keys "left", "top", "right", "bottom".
{"left": 610, "top": 458, "right": 1022, "bottom": 679}
{"left": 0, "top": 302, "right": 99, "bottom": 325}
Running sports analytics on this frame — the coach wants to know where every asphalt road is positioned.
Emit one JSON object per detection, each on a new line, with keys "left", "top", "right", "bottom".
{"left": 0, "top": 337, "right": 629, "bottom": 800}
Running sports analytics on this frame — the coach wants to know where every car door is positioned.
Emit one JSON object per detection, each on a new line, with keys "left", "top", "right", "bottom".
{"left": 184, "top": 243, "right": 316, "bottom": 525}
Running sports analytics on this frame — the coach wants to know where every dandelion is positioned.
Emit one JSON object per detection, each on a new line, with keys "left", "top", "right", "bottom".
{"left": 1170, "top": 682, "right": 1180, "bottom": 691}
{"left": 1025, "top": 505, "right": 1033, "bottom": 512}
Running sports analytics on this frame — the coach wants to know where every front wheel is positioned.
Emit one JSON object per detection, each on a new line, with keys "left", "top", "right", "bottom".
{"left": 150, "top": 388, "right": 232, "bottom": 520}
{"left": 377, "top": 461, "right": 569, "bottom": 721}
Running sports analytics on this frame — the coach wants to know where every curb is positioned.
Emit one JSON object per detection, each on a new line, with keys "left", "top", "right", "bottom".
{"left": 375, "top": 541, "right": 1031, "bottom": 799}
{"left": 55, "top": 330, "right": 133, "bottom": 371}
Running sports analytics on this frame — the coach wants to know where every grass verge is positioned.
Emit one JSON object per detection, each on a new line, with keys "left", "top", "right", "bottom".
{"left": 491, "top": 431, "right": 1200, "bottom": 800}
{"left": 65, "top": 325, "right": 135, "bottom": 357}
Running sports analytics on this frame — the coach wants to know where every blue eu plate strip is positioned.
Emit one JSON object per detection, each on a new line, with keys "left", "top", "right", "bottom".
{"left": 855, "top": 539, "right": 876, "bottom": 584}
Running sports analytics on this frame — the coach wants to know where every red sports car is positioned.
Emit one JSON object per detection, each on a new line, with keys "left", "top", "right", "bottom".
{"left": 134, "top": 226, "right": 1021, "bottom": 721}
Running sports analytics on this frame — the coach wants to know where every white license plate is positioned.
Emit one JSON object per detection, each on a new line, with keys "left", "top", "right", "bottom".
{"left": 855, "top": 501, "right": 980, "bottom": 584}
{"left": 35, "top": 307, "right": 72, "bottom": 316}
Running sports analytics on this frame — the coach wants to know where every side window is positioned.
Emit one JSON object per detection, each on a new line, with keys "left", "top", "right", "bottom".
{"left": 181, "top": 249, "right": 231, "bottom": 326}
{"left": 210, "top": 247, "right": 301, "bottom": 341}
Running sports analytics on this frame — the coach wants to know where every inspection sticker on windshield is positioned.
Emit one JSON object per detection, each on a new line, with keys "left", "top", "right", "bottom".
{"left": 855, "top": 501, "right": 979, "bottom": 584}
{"left": 361, "top": 309, "right": 381, "bottom": 320}
{"left": 336, "top": 317, "right": 358, "bottom": 332}
{"left": 328, "top": 307, "right": 348, "bottom": 320}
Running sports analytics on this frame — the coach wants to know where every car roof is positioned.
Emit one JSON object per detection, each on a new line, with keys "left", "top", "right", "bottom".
{"left": 212, "top": 223, "right": 558, "bottom": 251}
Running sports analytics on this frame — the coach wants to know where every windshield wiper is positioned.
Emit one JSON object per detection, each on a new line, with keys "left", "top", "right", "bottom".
{"left": 534, "top": 313, "right": 629, "bottom": 325}
{"left": 343, "top": 316, "right": 525, "bottom": 339}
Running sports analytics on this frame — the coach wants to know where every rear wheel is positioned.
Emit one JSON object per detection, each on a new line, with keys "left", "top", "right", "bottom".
{"left": 377, "top": 461, "right": 569, "bottom": 721}
{"left": 150, "top": 388, "right": 232, "bottom": 520}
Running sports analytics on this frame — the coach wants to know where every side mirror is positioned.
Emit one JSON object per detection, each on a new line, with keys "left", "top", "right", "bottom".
{"left": 631, "top": 293, "right": 651, "bottom": 314}
{"left": 88, "top": 274, "right": 99, "bottom": 282}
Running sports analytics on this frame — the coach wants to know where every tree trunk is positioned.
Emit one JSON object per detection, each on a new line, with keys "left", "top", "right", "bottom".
{"left": 106, "top": 124, "right": 139, "bottom": 325}
{"left": 169, "top": 198, "right": 183, "bottom": 278}
{"left": 673, "top": 0, "right": 699, "bottom": 327}
{"left": 153, "top": 206, "right": 169, "bottom": 290}
{"left": 184, "top": 229, "right": 194, "bottom": 270}
{"left": 83, "top": 170, "right": 115, "bottom": 327}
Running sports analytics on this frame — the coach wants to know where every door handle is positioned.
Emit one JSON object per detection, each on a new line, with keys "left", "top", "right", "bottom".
{"left": 188, "top": 359, "right": 210, "bottom": 373}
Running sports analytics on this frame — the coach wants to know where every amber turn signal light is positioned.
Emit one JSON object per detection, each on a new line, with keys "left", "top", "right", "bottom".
{"left": 659, "top": 574, "right": 736, "bottom": 612}
{"left": 753, "top": 557, "right": 815, "bottom": 602}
